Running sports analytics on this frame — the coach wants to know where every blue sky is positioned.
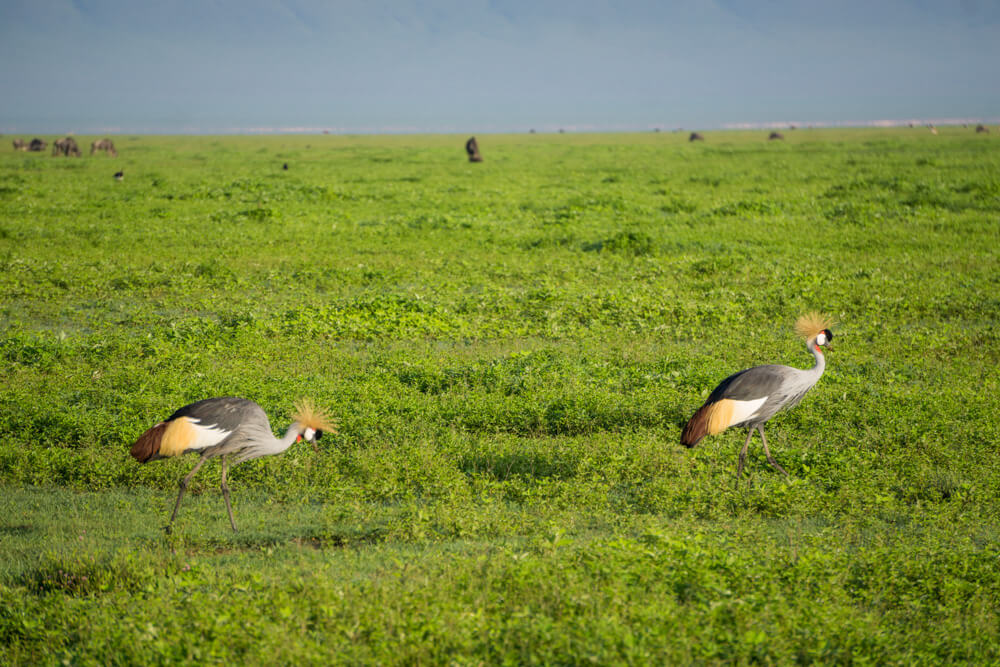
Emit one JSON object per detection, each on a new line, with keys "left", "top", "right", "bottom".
{"left": 2, "top": 0, "right": 998, "bottom": 134}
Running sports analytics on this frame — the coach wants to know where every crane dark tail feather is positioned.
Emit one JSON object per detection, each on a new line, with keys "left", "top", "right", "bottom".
{"left": 130, "top": 422, "right": 166, "bottom": 463}
{"left": 681, "top": 405, "right": 710, "bottom": 448}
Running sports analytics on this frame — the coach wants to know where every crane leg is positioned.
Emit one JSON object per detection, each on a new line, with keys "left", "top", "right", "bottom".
{"left": 220, "top": 455, "right": 237, "bottom": 532}
{"left": 758, "top": 425, "right": 788, "bottom": 477}
{"left": 735, "top": 427, "right": 754, "bottom": 482}
{"left": 167, "top": 453, "right": 210, "bottom": 532}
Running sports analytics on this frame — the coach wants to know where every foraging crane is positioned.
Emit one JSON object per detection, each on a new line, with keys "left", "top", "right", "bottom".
{"left": 130, "top": 397, "right": 336, "bottom": 532}
{"left": 681, "top": 313, "right": 834, "bottom": 480}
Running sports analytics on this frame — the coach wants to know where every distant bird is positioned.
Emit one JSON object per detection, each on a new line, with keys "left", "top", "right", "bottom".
{"left": 282, "top": 162, "right": 288, "bottom": 170}
{"left": 114, "top": 169, "right": 124, "bottom": 181}
{"left": 681, "top": 313, "right": 834, "bottom": 480}
{"left": 130, "top": 397, "right": 336, "bottom": 532}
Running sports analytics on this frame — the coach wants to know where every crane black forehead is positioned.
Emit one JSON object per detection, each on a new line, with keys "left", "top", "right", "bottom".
{"left": 315, "top": 429, "right": 323, "bottom": 440}
{"left": 823, "top": 329, "right": 834, "bottom": 341}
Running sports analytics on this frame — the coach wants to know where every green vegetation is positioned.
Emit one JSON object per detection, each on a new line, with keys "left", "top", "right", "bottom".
{"left": 2, "top": 128, "right": 998, "bottom": 663}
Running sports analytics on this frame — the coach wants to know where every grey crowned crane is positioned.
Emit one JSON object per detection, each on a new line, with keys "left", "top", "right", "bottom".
{"left": 130, "top": 397, "right": 336, "bottom": 532}
{"left": 681, "top": 313, "right": 834, "bottom": 479}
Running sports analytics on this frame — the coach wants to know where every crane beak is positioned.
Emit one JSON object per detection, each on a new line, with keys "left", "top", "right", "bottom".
{"left": 296, "top": 433, "right": 319, "bottom": 452}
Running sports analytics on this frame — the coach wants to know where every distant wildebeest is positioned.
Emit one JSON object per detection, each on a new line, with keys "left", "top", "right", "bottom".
{"left": 114, "top": 169, "right": 124, "bottom": 181}
{"left": 768, "top": 132, "right": 784, "bottom": 141}
{"left": 465, "top": 136, "right": 483, "bottom": 162}
{"left": 689, "top": 132, "right": 704, "bottom": 142}
{"left": 91, "top": 138, "right": 118, "bottom": 156}
{"left": 13, "top": 138, "right": 26, "bottom": 151}
{"left": 976, "top": 124, "right": 989, "bottom": 134}
{"left": 53, "top": 137, "right": 81, "bottom": 157}
{"left": 28, "top": 138, "right": 47, "bottom": 151}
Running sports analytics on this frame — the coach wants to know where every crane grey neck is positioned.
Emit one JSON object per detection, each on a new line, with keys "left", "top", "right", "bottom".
{"left": 231, "top": 421, "right": 303, "bottom": 464}
{"left": 804, "top": 338, "right": 826, "bottom": 380}
{"left": 769, "top": 338, "right": 828, "bottom": 413}
{"left": 276, "top": 422, "right": 303, "bottom": 453}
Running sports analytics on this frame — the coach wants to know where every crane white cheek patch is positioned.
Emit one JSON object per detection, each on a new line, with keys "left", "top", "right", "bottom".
{"left": 303, "top": 427, "right": 316, "bottom": 440}
{"left": 816, "top": 332, "right": 827, "bottom": 346}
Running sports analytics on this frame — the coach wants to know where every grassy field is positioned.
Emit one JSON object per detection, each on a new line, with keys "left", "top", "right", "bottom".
{"left": 1, "top": 127, "right": 999, "bottom": 663}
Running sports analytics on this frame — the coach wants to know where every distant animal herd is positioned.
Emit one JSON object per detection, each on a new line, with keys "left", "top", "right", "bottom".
{"left": 12, "top": 136, "right": 118, "bottom": 156}
{"left": 8, "top": 125, "right": 995, "bottom": 171}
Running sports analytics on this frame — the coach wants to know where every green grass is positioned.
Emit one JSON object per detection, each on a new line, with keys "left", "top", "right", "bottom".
{"left": 2, "top": 128, "right": 999, "bottom": 663}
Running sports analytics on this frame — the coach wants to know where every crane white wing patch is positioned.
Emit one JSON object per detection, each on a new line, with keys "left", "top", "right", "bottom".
{"left": 186, "top": 419, "right": 233, "bottom": 450}
{"left": 158, "top": 417, "right": 232, "bottom": 457}
{"left": 706, "top": 396, "right": 768, "bottom": 435}
{"left": 728, "top": 397, "right": 768, "bottom": 426}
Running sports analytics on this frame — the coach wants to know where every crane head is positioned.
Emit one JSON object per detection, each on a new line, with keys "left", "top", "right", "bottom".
{"left": 815, "top": 328, "right": 834, "bottom": 352}
{"left": 292, "top": 398, "right": 338, "bottom": 453}
{"left": 795, "top": 312, "right": 835, "bottom": 352}
{"left": 299, "top": 427, "right": 323, "bottom": 452}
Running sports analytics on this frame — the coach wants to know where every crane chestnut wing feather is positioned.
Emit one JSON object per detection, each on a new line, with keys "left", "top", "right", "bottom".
{"left": 130, "top": 416, "right": 235, "bottom": 461}
{"left": 131, "top": 421, "right": 167, "bottom": 462}
{"left": 131, "top": 398, "right": 267, "bottom": 463}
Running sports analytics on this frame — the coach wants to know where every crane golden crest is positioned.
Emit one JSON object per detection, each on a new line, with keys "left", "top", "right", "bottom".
{"left": 292, "top": 398, "right": 338, "bottom": 434}
{"left": 794, "top": 312, "right": 835, "bottom": 341}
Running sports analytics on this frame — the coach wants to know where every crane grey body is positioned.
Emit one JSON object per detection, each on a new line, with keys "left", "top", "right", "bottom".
{"left": 707, "top": 349, "right": 826, "bottom": 430}
{"left": 131, "top": 397, "right": 334, "bottom": 532}
{"left": 681, "top": 314, "right": 834, "bottom": 480}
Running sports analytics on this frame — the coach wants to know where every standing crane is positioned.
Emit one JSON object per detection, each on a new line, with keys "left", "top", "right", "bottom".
{"left": 680, "top": 313, "right": 834, "bottom": 480}
{"left": 130, "top": 397, "right": 336, "bottom": 532}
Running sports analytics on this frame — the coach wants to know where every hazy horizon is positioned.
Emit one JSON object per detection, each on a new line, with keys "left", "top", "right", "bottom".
{"left": 2, "top": 0, "right": 998, "bottom": 135}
